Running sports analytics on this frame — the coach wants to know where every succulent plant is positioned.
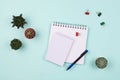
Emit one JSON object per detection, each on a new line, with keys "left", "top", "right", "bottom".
{"left": 95, "top": 57, "right": 108, "bottom": 69}
{"left": 10, "top": 39, "right": 22, "bottom": 50}
{"left": 11, "top": 14, "right": 26, "bottom": 29}
{"left": 24, "top": 28, "right": 36, "bottom": 39}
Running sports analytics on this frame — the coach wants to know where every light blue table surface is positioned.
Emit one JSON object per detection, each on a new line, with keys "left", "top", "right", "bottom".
{"left": 0, "top": 0, "right": 120, "bottom": 80}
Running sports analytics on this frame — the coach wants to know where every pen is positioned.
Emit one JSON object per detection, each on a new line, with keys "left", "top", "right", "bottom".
{"left": 66, "top": 49, "right": 88, "bottom": 71}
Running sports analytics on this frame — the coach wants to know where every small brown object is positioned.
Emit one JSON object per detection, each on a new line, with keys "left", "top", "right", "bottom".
{"left": 85, "top": 10, "right": 90, "bottom": 15}
{"left": 25, "top": 28, "right": 36, "bottom": 39}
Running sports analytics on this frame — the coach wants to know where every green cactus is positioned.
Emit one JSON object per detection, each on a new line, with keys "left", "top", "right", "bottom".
{"left": 10, "top": 39, "right": 22, "bottom": 50}
{"left": 95, "top": 57, "right": 108, "bottom": 69}
{"left": 11, "top": 14, "right": 26, "bottom": 29}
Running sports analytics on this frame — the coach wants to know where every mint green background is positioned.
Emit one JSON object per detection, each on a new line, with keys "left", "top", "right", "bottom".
{"left": 0, "top": 0, "right": 120, "bottom": 80}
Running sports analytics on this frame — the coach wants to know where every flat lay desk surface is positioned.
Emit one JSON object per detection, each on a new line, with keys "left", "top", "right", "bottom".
{"left": 0, "top": 0, "right": 120, "bottom": 80}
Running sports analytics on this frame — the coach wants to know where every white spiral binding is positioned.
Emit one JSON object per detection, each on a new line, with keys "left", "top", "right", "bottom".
{"left": 52, "top": 22, "right": 87, "bottom": 30}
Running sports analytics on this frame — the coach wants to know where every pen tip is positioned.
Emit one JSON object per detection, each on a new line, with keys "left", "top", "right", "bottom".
{"left": 86, "top": 49, "right": 88, "bottom": 52}
{"left": 66, "top": 68, "right": 69, "bottom": 71}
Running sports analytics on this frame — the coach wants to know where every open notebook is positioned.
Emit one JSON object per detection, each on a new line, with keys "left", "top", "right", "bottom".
{"left": 46, "top": 22, "right": 88, "bottom": 66}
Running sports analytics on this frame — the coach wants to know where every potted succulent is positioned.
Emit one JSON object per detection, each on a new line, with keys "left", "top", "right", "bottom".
{"left": 24, "top": 28, "right": 36, "bottom": 39}
{"left": 10, "top": 39, "right": 22, "bottom": 50}
{"left": 11, "top": 14, "right": 26, "bottom": 29}
{"left": 95, "top": 57, "right": 108, "bottom": 69}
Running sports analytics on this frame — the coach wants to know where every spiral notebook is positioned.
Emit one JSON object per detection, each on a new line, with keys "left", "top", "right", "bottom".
{"left": 45, "top": 22, "right": 88, "bottom": 66}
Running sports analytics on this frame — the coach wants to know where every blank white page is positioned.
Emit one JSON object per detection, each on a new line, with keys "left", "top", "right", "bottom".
{"left": 45, "top": 33, "right": 74, "bottom": 66}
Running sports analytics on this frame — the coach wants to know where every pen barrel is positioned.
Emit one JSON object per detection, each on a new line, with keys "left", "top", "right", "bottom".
{"left": 66, "top": 49, "right": 88, "bottom": 70}
{"left": 74, "top": 50, "right": 88, "bottom": 64}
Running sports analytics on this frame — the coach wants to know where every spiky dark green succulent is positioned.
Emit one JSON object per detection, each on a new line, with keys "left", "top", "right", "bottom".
{"left": 10, "top": 39, "right": 22, "bottom": 50}
{"left": 11, "top": 14, "right": 26, "bottom": 29}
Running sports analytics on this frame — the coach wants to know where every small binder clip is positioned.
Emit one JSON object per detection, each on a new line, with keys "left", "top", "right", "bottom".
{"left": 97, "top": 12, "right": 102, "bottom": 17}
{"left": 85, "top": 10, "right": 90, "bottom": 15}
{"left": 76, "top": 32, "right": 80, "bottom": 37}
{"left": 100, "top": 22, "right": 105, "bottom": 26}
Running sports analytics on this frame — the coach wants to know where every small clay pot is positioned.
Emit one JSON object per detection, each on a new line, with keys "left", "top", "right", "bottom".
{"left": 10, "top": 39, "right": 22, "bottom": 50}
{"left": 25, "top": 28, "right": 36, "bottom": 39}
{"left": 95, "top": 57, "right": 108, "bottom": 69}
